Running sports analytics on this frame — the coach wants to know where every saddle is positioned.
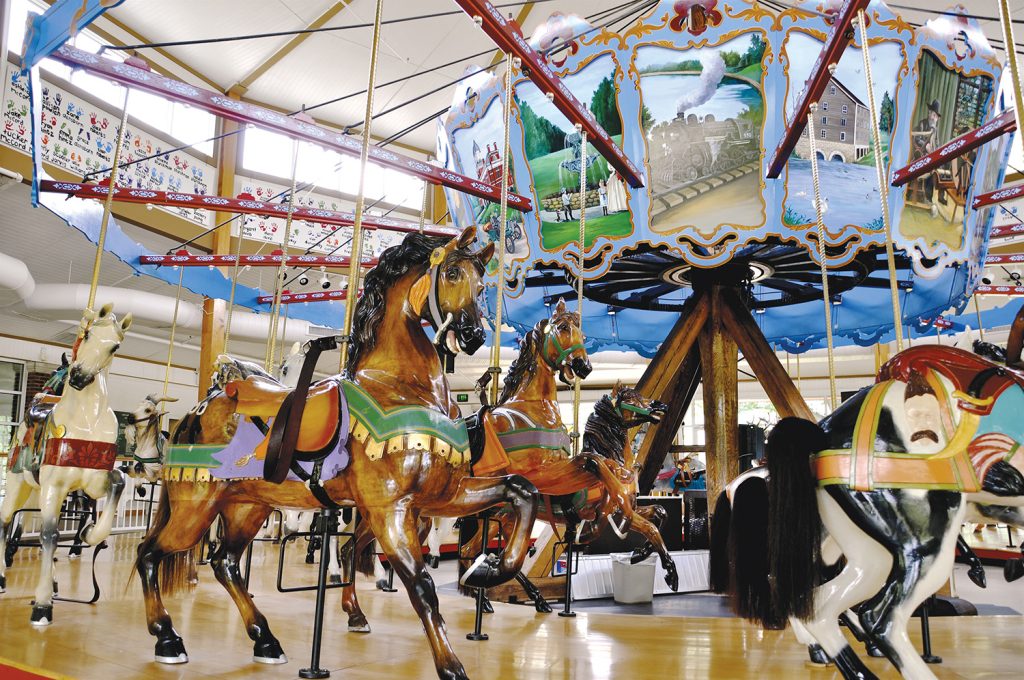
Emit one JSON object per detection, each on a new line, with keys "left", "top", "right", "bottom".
{"left": 225, "top": 375, "right": 339, "bottom": 453}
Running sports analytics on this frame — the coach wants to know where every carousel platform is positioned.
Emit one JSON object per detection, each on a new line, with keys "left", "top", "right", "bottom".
{"left": 0, "top": 534, "right": 1022, "bottom": 679}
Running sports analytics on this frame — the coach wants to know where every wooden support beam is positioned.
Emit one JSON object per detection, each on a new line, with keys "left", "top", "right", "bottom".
{"left": 983, "top": 253, "right": 1024, "bottom": 266}
{"left": 972, "top": 179, "right": 1024, "bottom": 210}
{"left": 230, "top": 2, "right": 353, "bottom": 96}
{"left": 49, "top": 45, "right": 533, "bottom": 210}
{"left": 697, "top": 286, "right": 739, "bottom": 507}
{"left": 765, "top": 0, "right": 870, "bottom": 178}
{"left": 893, "top": 109, "right": 1016, "bottom": 187}
{"left": 990, "top": 224, "right": 1024, "bottom": 239}
{"left": 637, "top": 347, "right": 701, "bottom": 494}
{"left": 975, "top": 285, "right": 1024, "bottom": 296}
{"left": 139, "top": 253, "right": 376, "bottom": 268}
{"left": 632, "top": 292, "right": 708, "bottom": 492}
{"left": 452, "top": 0, "right": 644, "bottom": 188}
{"left": 719, "top": 288, "right": 814, "bottom": 421}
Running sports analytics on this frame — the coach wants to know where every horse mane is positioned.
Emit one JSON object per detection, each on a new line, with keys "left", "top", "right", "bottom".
{"left": 498, "top": 322, "right": 544, "bottom": 405}
{"left": 347, "top": 232, "right": 478, "bottom": 376}
{"left": 582, "top": 394, "right": 628, "bottom": 463}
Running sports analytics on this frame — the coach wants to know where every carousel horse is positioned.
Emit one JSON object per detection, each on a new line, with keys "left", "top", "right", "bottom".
{"left": 724, "top": 344, "right": 1024, "bottom": 680}
{"left": 457, "top": 302, "right": 676, "bottom": 611}
{"left": 124, "top": 393, "right": 178, "bottom": 483}
{"left": 135, "top": 228, "right": 539, "bottom": 680}
{"left": 0, "top": 304, "right": 131, "bottom": 624}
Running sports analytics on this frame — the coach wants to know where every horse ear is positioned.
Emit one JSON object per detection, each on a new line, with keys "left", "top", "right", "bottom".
{"left": 613, "top": 380, "right": 623, "bottom": 395}
{"left": 60, "top": 353, "right": 69, "bottom": 367}
{"left": 555, "top": 297, "right": 567, "bottom": 314}
{"left": 99, "top": 302, "right": 114, "bottom": 318}
{"left": 120, "top": 312, "right": 133, "bottom": 332}
{"left": 457, "top": 226, "right": 477, "bottom": 249}
{"left": 290, "top": 341, "right": 301, "bottom": 357}
{"left": 81, "top": 308, "right": 97, "bottom": 325}
{"left": 477, "top": 240, "right": 495, "bottom": 266}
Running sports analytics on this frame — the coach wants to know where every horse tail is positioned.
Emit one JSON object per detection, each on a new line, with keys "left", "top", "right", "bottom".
{"left": 764, "top": 417, "right": 826, "bottom": 625}
{"left": 131, "top": 484, "right": 198, "bottom": 597}
{"left": 728, "top": 475, "right": 778, "bottom": 626}
{"left": 707, "top": 491, "right": 732, "bottom": 594}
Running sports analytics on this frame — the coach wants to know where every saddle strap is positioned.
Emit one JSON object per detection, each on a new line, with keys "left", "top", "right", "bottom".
{"left": 288, "top": 458, "right": 342, "bottom": 509}
{"left": 265, "top": 336, "right": 339, "bottom": 484}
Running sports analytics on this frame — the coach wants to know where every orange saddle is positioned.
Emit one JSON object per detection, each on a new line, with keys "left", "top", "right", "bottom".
{"left": 225, "top": 375, "right": 340, "bottom": 453}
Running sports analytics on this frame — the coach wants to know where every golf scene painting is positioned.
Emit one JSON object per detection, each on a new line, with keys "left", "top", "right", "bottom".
{"left": 637, "top": 32, "right": 766, "bottom": 238}
{"left": 514, "top": 53, "right": 631, "bottom": 252}
{"left": 782, "top": 33, "right": 903, "bottom": 235}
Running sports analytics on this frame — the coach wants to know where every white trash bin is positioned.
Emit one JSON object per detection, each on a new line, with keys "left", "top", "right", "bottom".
{"left": 611, "top": 553, "right": 657, "bottom": 604}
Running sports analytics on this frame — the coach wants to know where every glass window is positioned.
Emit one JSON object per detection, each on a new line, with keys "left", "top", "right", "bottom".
{"left": 842, "top": 105, "right": 849, "bottom": 114}
{"left": 0, "top": 361, "right": 23, "bottom": 392}
{"left": 821, "top": 116, "right": 827, "bottom": 126}
{"left": 841, "top": 118, "right": 847, "bottom": 127}
{"left": 820, "top": 129, "right": 826, "bottom": 139}
{"left": 0, "top": 359, "right": 25, "bottom": 456}
{"left": 830, "top": 86, "right": 836, "bottom": 95}
{"left": 840, "top": 132, "right": 846, "bottom": 141}
{"left": 822, "top": 102, "right": 828, "bottom": 111}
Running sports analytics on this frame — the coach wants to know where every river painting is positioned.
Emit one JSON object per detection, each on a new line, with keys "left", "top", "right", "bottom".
{"left": 637, "top": 33, "right": 767, "bottom": 238}
{"left": 782, "top": 35, "right": 902, "bottom": 233}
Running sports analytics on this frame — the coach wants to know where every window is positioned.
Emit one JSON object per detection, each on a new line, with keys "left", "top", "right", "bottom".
{"left": 830, "top": 85, "right": 837, "bottom": 95}
{"left": 820, "top": 129, "right": 826, "bottom": 139}
{"left": 242, "top": 127, "right": 425, "bottom": 210}
{"left": 822, "top": 102, "right": 828, "bottom": 111}
{"left": 821, "top": 116, "right": 827, "bottom": 126}
{"left": 842, "top": 105, "right": 849, "bottom": 114}
{"left": 0, "top": 359, "right": 26, "bottom": 459}
{"left": 841, "top": 118, "right": 847, "bottom": 127}
{"left": 840, "top": 132, "right": 847, "bottom": 141}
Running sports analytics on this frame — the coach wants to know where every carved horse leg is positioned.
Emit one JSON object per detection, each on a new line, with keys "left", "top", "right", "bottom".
{"left": 493, "top": 513, "right": 551, "bottom": 613}
{"left": 31, "top": 466, "right": 76, "bottom": 625}
{"left": 80, "top": 468, "right": 126, "bottom": 545}
{"left": 797, "top": 489, "right": 890, "bottom": 680}
{"left": 209, "top": 502, "right": 287, "bottom": 664}
{"left": 338, "top": 518, "right": 375, "bottom": 632}
{"left": 137, "top": 482, "right": 222, "bottom": 664}
{"left": 580, "top": 453, "right": 679, "bottom": 591}
{"left": 830, "top": 487, "right": 965, "bottom": 680}
{"left": 363, "top": 506, "right": 468, "bottom": 680}
{"left": 0, "top": 472, "right": 34, "bottom": 592}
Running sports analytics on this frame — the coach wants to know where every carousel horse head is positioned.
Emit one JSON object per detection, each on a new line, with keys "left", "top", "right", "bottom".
{"left": 127, "top": 393, "right": 178, "bottom": 481}
{"left": 67, "top": 303, "right": 131, "bottom": 391}
{"left": 540, "top": 297, "right": 592, "bottom": 385}
{"left": 278, "top": 341, "right": 305, "bottom": 388}
{"left": 611, "top": 381, "right": 667, "bottom": 427}
{"left": 348, "top": 227, "right": 493, "bottom": 374}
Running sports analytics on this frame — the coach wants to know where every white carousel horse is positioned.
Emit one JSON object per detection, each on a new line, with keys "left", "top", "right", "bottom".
{"left": 124, "top": 393, "right": 179, "bottom": 483}
{"left": 723, "top": 346, "right": 1024, "bottom": 680}
{"left": 0, "top": 303, "right": 132, "bottom": 624}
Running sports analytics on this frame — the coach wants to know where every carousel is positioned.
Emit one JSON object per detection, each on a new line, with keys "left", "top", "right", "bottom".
{"left": 1, "top": 1, "right": 1024, "bottom": 679}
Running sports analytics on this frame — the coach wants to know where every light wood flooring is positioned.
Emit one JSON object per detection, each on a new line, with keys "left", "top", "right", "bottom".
{"left": 0, "top": 535, "right": 1021, "bottom": 679}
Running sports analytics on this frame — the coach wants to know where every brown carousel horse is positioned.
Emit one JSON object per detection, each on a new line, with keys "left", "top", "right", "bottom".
{"left": 458, "top": 300, "right": 678, "bottom": 610}
{"left": 136, "top": 228, "right": 539, "bottom": 680}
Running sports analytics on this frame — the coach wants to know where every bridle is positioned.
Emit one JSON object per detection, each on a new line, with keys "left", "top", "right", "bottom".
{"left": 541, "top": 319, "right": 585, "bottom": 371}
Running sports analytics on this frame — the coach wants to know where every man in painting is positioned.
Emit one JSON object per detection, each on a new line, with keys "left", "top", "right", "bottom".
{"left": 911, "top": 99, "right": 942, "bottom": 218}
{"left": 561, "top": 187, "right": 574, "bottom": 221}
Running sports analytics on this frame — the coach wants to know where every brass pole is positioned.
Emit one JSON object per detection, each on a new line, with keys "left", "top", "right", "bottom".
{"left": 418, "top": 179, "right": 429, "bottom": 234}
{"left": 223, "top": 215, "right": 247, "bottom": 353}
{"left": 488, "top": 53, "right": 515, "bottom": 406}
{"left": 857, "top": 10, "right": 904, "bottom": 351}
{"left": 806, "top": 107, "right": 838, "bottom": 409}
{"left": 339, "top": 0, "right": 386, "bottom": 373}
{"left": 264, "top": 139, "right": 301, "bottom": 371}
{"left": 572, "top": 126, "right": 588, "bottom": 455}
{"left": 998, "top": 1, "right": 1024, "bottom": 156}
{"left": 159, "top": 265, "right": 185, "bottom": 419}
{"left": 974, "top": 295, "right": 986, "bottom": 342}
{"left": 87, "top": 88, "right": 131, "bottom": 310}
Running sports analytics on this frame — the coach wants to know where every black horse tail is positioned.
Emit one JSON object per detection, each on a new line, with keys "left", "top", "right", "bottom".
{"left": 707, "top": 491, "right": 732, "bottom": 594}
{"left": 764, "top": 417, "right": 827, "bottom": 625}
{"left": 728, "top": 475, "right": 777, "bottom": 625}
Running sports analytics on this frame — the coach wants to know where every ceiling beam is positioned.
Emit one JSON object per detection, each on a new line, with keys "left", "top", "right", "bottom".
{"left": 228, "top": 1, "right": 353, "bottom": 97}
{"left": 488, "top": 1, "right": 534, "bottom": 68}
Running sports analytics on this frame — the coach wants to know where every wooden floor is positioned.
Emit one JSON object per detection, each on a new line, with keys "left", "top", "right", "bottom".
{"left": 0, "top": 536, "right": 1021, "bottom": 679}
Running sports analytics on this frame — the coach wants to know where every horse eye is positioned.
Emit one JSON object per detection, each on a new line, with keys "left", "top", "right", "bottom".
{"left": 111, "top": 344, "right": 120, "bottom": 353}
{"left": 446, "top": 267, "right": 461, "bottom": 281}
{"left": 83, "top": 331, "right": 90, "bottom": 341}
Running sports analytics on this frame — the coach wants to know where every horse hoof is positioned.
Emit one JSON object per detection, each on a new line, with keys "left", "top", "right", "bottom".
{"left": 348, "top": 623, "right": 371, "bottom": 634}
{"left": 865, "top": 643, "right": 885, "bottom": 658}
{"left": 329, "top": 574, "right": 342, "bottom": 585}
{"left": 375, "top": 579, "right": 389, "bottom": 591}
{"left": 1004, "top": 558, "right": 1024, "bottom": 583}
{"left": 807, "top": 644, "right": 829, "bottom": 665}
{"left": 967, "top": 564, "right": 987, "bottom": 588}
{"left": 253, "top": 638, "right": 287, "bottom": 665}
{"left": 430, "top": 555, "right": 441, "bottom": 569}
{"left": 155, "top": 636, "right": 189, "bottom": 664}
{"left": 482, "top": 598, "right": 494, "bottom": 614}
{"left": 30, "top": 604, "right": 53, "bottom": 627}
{"left": 535, "top": 600, "right": 553, "bottom": 614}
{"left": 0, "top": 574, "right": 6, "bottom": 592}
{"left": 459, "top": 553, "right": 500, "bottom": 589}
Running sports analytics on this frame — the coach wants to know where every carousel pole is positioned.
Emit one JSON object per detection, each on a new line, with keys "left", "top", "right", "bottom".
{"left": 571, "top": 126, "right": 588, "bottom": 456}
{"left": 418, "top": 179, "right": 429, "bottom": 234}
{"left": 87, "top": 88, "right": 131, "bottom": 310}
{"left": 339, "top": 0, "right": 386, "bottom": 373}
{"left": 264, "top": 139, "right": 301, "bottom": 372}
{"left": 998, "top": 1, "right": 1024, "bottom": 154}
{"left": 806, "top": 107, "right": 839, "bottom": 409}
{"left": 856, "top": 10, "right": 904, "bottom": 352}
{"left": 158, "top": 266, "right": 185, "bottom": 419}
{"left": 974, "top": 296, "right": 985, "bottom": 343}
{"left": 487, "top": 53, "right": 515, "bottom": 406}
{"left": 222, "top": 216, "right": 249, "bottom": 354}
